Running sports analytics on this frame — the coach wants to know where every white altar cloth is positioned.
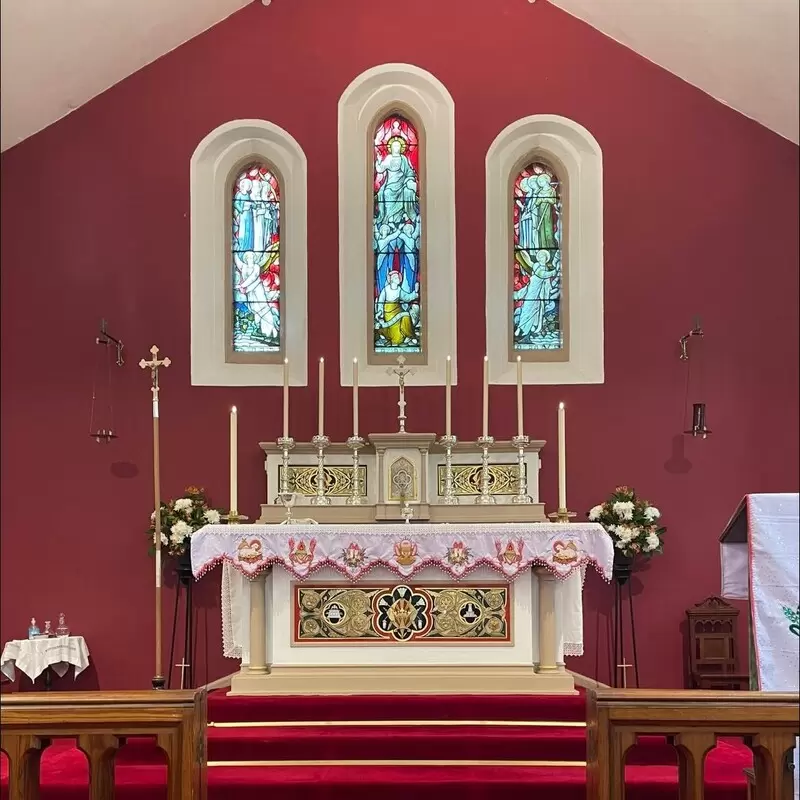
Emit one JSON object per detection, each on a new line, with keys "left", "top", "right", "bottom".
{"left": 192, "top": 522, "right": 613, "bottom": 660}
{"left": 720, "top": 493, "right": 799, "bottom": 691}
{"left": 1, "top": 636, "right": 90, "bottom": 683}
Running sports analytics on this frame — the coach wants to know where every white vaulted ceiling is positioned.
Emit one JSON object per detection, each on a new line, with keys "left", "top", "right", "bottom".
{"left": 549, "top": 0, "right": 799, "bottom": 144}
{"left": 0, "top": 0, "right": 250, "bottom": 152}
{"left": 1, "top": 0, "right": 798, "bottom": 152}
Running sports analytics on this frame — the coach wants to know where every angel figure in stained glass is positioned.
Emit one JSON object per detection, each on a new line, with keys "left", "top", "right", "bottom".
{"left": 375, "top": 270, "right": 420, "bottom": 347}
{"left": 513, "top": 249, "right": 559, "bottom": 343}
{"left": 234, "top": 249, "right": 280, "bottom": 343}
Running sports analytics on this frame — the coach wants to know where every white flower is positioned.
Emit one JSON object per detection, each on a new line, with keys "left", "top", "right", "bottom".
{"left": 170, "top": 520, "right": 192, "bottom": 541}
{"left": 644, "top": 506, "right": 660, "bottom": 521}
{"left": 150, "top": 511, "right": 156, "bottom": 522}
{"left": 612, "top": 501, "right": 635, "bottom": 520}
{"left": 644, "top": 532, "right": 660, "bottom": 552}
{"left": 614, "top": 539, "right": 629, "bottom": 550}
{"left": 204, "top": 509, "right": 221, "bottom": 525}
{"left": 588, "top": 505, "right": 604, "bottom": 521}
{"left": 154, "top": 531, "right": 168, "bottom": 545}
{"left": 174, "top": 498, "right": 193, "bottom": 512}
{"left": 615, "top": 525, "right": 638, "bottom": 543}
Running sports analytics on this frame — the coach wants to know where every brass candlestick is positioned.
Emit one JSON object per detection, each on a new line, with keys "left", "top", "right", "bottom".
{"left": 310, "top": 434, "right": 331, "bottom": 505}
{"left": 276, "top": 436, "right": 295, "bottom": 500}
{"left": 437, "top": 434, "right": 459, "bottom": 505}
{"left": 548, "top": 508, "right": 576, "bottom": 523}
{"left": 475, "top": 435, "right": 496, "bottom": 505}
{"left": 346, "top": 435, "right": 366, "bottom": 505}
{"left": 510, "top": 434, "right": 532, "bottom": 505}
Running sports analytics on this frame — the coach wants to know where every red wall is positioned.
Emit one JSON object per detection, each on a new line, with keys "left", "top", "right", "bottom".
{"left": 2, "top": 0, "right": 798, "bottom": 690}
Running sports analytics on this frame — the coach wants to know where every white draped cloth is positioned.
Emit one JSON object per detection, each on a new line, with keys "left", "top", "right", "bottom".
{"left": 191, "top": 521, "right": 613, "bottom": 661}
{"left": 1, "top": 636, "right": 90, "bottom": 683}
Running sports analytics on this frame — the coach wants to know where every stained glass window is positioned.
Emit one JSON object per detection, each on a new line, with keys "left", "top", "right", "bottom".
{"left": 232, "top": 164, "right": 281, "bottom": 353}
{"left": 512, "top": 162, "right": 563, "bottom": 351}
{"left": 372, "top": 114, "right": 422, "bottom": 355}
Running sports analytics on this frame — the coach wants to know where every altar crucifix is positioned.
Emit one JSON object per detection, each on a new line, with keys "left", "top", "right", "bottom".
{"left": 386, "top": 356, "right": 415, "bottom": 433}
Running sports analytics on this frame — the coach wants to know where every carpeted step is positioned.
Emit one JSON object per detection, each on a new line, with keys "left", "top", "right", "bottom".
{"left": 207, "top": 690, "right": 587, "bottom": 723}
{"left": 206, "top": 723, "right": 588, "bottom": 762}
{"left": 0, "top": 762, "right": 748, "bottom": 800}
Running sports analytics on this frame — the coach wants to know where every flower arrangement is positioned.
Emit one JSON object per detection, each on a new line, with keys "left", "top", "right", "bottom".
{"left": 587, "top": 486, "right": 665, "bottom": 559}
{"left": 147, "top": 486, "right": 222, "bottom": 557}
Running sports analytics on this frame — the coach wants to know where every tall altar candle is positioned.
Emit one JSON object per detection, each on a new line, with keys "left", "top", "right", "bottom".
{"left": 558, "top": 402, "right": 567, "bottom": 510}
{"left": 352, "top": 358, "right": 359, "bottom": 436}
{"left": 516, "top": 356, "right": 524, "bottom": 438}
{"left": 445, "top": 355, "right": 452, "bottom": 437}
{"left": 282, "top": 358, "right": 289, "bottom": 439}
{"left": 230, "top": 406, "right": 238, "bottom": 513}
{"left": 317, "top": 357, "right": 325, "bottom": 436}
{"left": 482, "top": 355, "right": 489, "bottom": 439}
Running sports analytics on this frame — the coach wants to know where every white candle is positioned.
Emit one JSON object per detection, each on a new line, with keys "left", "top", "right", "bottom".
{"left": 516, "top": 356, "right": 524, "bottom": 438}
{"left": 558, "top": 402, "right": 566, "bottom": 510}
{"left": 282, "top": 358, "right": 289, "bottom": 440}
{"left": 352, "top": 358, "right": 359, "bottom": 437}
{"left": 230, "top": 406, "right": 238, "bottom": 514}
{"left": 482, "top": 355, "right": 489, "bottom": 439}
{"left": 317, "top": 358, "right": 325, "bottom": 436}
{"left": 445, "top": 355, "right": 452, "bottom": 437}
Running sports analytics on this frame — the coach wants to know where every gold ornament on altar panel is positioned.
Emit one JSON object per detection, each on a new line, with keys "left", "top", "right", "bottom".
{"left": 437, "top": 463, "right": 521, "bottom": 497}
{"left": 294, "top": 584, "right": 511, "bottom": 644}
{"left": 280, "top": 465, "right": 367, "bottom": 498}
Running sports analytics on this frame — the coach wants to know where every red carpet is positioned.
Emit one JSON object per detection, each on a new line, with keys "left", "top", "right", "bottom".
{"left": 0, "top": 690, "right": 753, "bottom": 799}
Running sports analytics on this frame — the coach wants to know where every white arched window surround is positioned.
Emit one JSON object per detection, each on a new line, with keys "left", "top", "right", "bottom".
{"left": 486, "top": 115, "right": 603, "bottom": 385}
{"left": 191, "top": 119, "right": 308, "bottom": 387}
{"left": 338, "top": 63, "right": 456, "bottom": 387}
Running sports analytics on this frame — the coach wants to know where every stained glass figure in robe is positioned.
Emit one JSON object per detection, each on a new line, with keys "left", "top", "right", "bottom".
{"left": 373, "top": 115, "right": 422, "bottom": 354}
{"left": 232, "top": 164, "right": 281, "bottom": 353}
{"left": 512, "top": 163, "right": 563, "bottom": 351}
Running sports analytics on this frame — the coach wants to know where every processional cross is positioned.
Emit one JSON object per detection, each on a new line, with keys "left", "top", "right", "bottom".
{"left": 387, "top": 356, "right": 415, "bottom": 433}
{"left": 139, "top": 345, "right": 171, "bottom": 690}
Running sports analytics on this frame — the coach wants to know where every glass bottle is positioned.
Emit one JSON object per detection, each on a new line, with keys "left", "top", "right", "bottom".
{"left": 28, "top": 618, "right": 40, "bottom": 639}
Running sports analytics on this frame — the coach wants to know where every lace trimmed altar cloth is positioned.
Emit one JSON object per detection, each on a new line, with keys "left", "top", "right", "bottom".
{"left": 191, "top": 521, "right": 613, "bottom": 660}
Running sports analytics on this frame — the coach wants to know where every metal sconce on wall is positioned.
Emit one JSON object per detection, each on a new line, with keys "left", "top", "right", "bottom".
{"left": 679, "top": 318, "right": 711, "bottom": 439}
{"left": 89, "top": 319, "right": 124, "bottom": 443}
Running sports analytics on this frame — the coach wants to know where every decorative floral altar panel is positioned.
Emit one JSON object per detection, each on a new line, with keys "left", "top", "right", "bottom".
{"left": 193, "top": 521, "right": 613, "bottom": 664}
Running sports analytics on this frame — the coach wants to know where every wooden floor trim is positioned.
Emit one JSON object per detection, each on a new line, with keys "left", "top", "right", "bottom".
{"left": 208, "top": 759, "right": 587, "bottom": 768}
{"left": 208, "top": 719, "right": 587, "bottom": 729}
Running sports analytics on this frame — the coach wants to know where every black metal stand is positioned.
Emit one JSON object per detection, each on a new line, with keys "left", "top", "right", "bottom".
{"left": 611, "top": 558, "right": 640, "bottom": 688}
{"left": 167, "top": 559, "right": 194, "bottom": 690}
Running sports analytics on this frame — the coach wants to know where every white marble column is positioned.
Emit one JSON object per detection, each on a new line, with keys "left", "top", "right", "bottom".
{"left": 248, "top": 573, "right": 268, "bottom": 675}
{"left": 534, "top": 568, "right": 559, "bottom": 674}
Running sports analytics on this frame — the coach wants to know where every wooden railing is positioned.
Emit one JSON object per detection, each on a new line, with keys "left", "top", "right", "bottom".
{"left": 586, "top": 688, "right": 799, "bottom": 800}
{"left": 0, "top": 689, "right": 206, "bottom": 800}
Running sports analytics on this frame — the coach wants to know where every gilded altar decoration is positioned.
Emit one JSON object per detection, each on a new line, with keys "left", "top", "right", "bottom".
{"left": 236, "top": 538, "right": 263, "bottom": 564}
{"left": 294, "top": 584, "right": 511, "bottom": 643}
{"left": 280, "top": 465, "right": 367, "bottom": 498}
{"left": 342, "top": 542, "right": 367, "bottom": 570}
{"left": 552, "top": 540, "right": 580, "bottom": 565}
{"left": 389, "top": 456, "right": 418, "bottom": 501}
{"left": 446, "top": 541, "right": 472, "bottom": 568}
{"left": 496, "top": 538, "right": 525, "bottom": 565}
{"left": 437, "top": 463, "right": 520, "bottom": 497}
{"left": 393, "top": 539, "right": 418, "bottom": 567}
{"left": 288, "top": 537, "right": 317, "bottom": 566}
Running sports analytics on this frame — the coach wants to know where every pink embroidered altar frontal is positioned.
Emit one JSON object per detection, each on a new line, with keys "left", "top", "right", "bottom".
{"left": 191, "top": 522, "right": 613, "bottom": 583}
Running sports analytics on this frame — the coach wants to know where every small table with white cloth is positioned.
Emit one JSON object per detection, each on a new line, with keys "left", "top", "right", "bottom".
{"left": 1, "top": 636, "right": 90, "bottom": 689}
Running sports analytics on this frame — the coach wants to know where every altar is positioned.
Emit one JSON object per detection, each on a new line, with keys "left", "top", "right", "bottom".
{"left": 191, "top": 521, "right": 613, "bottom": 695}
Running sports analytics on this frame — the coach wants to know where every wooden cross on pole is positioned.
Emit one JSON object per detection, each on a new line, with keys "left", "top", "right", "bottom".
{"left": 617, "top": 659, "right": 633, "bottom": 689}
{"left": 139, "top": 345, "right": 170, "bottom": 690}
